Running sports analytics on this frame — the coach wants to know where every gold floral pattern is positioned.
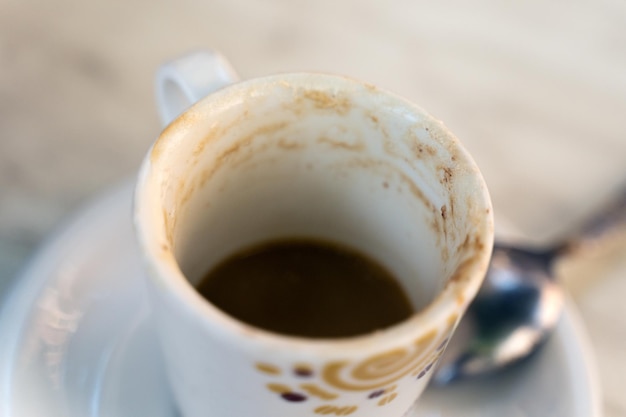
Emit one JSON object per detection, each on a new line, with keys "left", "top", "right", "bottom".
{"left": 321, "top": 329, "right": 437, "bottom": 391}
{"left": 314, "top": 405, "right": 358, "bottom": 415}
{"left": 377, "top": 392, "right": 397, "bottom": 406}
{"left": 255, "top": 316, "right": 457, "bottom": 414}
{"left": 256, "top": 362, "right": 281, "bottom": 375}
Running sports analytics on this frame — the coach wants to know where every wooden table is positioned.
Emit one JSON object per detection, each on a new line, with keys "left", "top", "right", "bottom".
{"left": 2, "top": 0, "right": 625, "bottom": 415}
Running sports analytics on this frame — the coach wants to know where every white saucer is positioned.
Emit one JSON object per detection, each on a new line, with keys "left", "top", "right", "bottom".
{"left": 0, "top": 182, "right": 602, "bottom": 417}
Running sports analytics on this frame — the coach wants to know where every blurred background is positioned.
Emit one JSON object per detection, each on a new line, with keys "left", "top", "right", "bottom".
{"left": 1, "top": 0, "right": 625, "bottom": 415}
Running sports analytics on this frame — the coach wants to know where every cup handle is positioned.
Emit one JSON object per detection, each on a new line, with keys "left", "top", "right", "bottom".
{"left": 155, "top": 50, "right": 239, "bottom": 127}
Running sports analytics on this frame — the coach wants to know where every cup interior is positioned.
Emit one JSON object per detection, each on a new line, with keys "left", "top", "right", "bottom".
{"left": 140, "top": 73, "right": 492, "bottom": 327}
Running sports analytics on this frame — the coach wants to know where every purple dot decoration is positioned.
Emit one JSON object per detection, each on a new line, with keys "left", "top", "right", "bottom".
{"left": 437, "top": 338, "right": 449, "bottom": 351}
{"left": 416, "top": 361, "right": 436, "bottom": 380}
{"left": 368, "top": 389, "right": 385, "bottom": 399}
{"left": 294, "top": 368, "right": 313, "bottom": 377}
{"left": 281, "top": 392, "right": 307, "bottom": 402}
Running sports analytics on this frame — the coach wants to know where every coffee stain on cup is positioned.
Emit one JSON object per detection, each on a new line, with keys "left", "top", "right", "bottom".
{"left": 151, "top": 109, "right": 202, "bottom": 164}
{"left": 301, "top": 89, "right": 352, "bottom": 115}
{"left": 317, "top": 136, "right": 365, "bottom": 152}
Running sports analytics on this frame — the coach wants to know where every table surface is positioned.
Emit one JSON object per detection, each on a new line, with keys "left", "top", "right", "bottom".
{"left": 1, "top": 0, "right": 625, "bottom": 415}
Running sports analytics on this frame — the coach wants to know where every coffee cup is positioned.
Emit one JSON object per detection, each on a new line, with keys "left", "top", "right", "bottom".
{"left": 134, "top": 50, "right": 493, "bottom": 417}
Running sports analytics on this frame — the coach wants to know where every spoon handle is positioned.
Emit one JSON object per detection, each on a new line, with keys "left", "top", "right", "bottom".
{"left": 561, "top": 187, "right": 626, "bottom": 255}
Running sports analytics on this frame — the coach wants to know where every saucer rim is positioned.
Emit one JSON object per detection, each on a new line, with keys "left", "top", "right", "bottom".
{"left": 557, "top": 296, "right": 603, "bottom": 417}
{"left": 0, "top": 181, "right": 603, "bottom": 417}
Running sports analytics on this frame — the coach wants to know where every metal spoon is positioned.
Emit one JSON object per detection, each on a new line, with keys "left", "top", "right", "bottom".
{"left": 433, "top": 188, "right": 626, "bottom": 385}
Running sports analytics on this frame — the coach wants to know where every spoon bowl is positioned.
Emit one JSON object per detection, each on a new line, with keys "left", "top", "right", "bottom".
{"left": 434, "top": 187, "right": 626, "bottom": 384}
{"left": 433, "top": 244, "right": 564, "bottom": 384}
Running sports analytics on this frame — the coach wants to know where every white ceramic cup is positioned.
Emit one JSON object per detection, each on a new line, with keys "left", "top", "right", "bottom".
{"left": 134, "top": 51, "right": 494, "bottom": 417}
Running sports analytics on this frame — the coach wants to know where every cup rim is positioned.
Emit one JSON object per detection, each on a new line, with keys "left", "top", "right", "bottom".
{"left": 134, "top": 72, "right": 494, "bottom": 355}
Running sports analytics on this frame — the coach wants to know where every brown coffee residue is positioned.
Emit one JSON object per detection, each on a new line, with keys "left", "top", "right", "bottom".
{"left": 343, "top": 158, "right": 437, "bottom": 215}
{"left": 441, "top": 166, "right": 454, "bottom": 184}
{"left": 364, "top": 82, "right": 377, "bottom": 92}
{"left": 440, "top": 214, "right": 450, "bottom": 264}
{"left": 192, "top": 131, "right": 212, "bottom": 158}
{"left": 456, "top": 234, "right": 471, "bottom": 255}
{"left": 454, "top": 229, "right": 487, "bottom": 256}
{"left": 317, "top": 136, "right": 365, "bottom": 151}
{"left": 423, "top": 121, "right": 445, "bottom": 143}
{"left": 472, "top": 235, "right": 485, "bottom": 252}
{"left": 404, "top": 128, "right": 437, "bottom": 159}
{"left": 162, "top": 207, "right": 174, "bottom": 245}
{"left": 382, "top": 138, "right": 400, "bottom": 161}
{"left": 151, "top": 110, "right": 201, "bottom": 164}
{"left": 411, "top": 142, "right": 437, "bottom": 160}
{"left": 397, "top": 171, "right": 437, "bottom": 214}
{"left": 449, "top": 197, "right": 455, "bottom": 219}
{"left": 277, "top": 137, "right": 306, "bottom": 150}
{"left": 150, "top": 135, "right": 167, "bottom": 164}
{"left": 424, "top": 120, "right": 470, "bottom": 177}
{"left": 444, "top": 194, "right": 493, "bottom": 294}
{"left": 447, "top": 256, "right": 475, "bottom": 286}
{"left": 180, "top": 182, "right": 196, "bottom": 208}
{"left": 197, "top": 121, "right": 289, "bottom": 190}
{"left": 186, "top": 108, "right": 255, "bottom": 171}
{"left": 175, "top": 120, "right": 293, "bottom": 231}
{"left": 302, "top": 89, "right": 352, "bottom": 115}
{"left": 430, "top": 217, "right": 444, "bottom": 258}
{"left": 456, "top": 292, "right": 465, "bottom": 306}
{"left": 367, "top": 113, "right": 379, "bottom": 125}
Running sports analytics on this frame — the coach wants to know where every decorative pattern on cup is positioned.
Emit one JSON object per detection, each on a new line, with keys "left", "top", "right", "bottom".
{"left": 255, "top": 313, "right": 457, "bottom": 415}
